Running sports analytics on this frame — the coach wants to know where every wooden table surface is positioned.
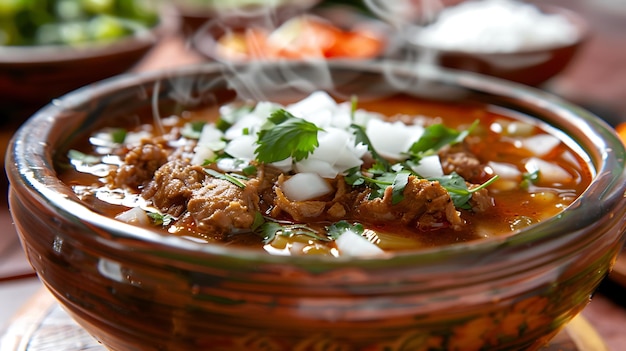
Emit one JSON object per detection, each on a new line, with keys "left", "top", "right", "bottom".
{"left": 1, "top": 0, "right": 625, "bottom": 349}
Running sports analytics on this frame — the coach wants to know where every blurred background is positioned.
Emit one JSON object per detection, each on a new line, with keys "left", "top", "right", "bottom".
{"left": 1, "top": 0, "right": 625, "bottom": 349}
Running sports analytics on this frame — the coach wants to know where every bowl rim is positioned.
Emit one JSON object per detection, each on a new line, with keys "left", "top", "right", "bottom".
{"left": 6, "top": 60, "right": 626, "bottom": 267}
{"left": 0, "top": 5, "right": 179, "bottom": 65}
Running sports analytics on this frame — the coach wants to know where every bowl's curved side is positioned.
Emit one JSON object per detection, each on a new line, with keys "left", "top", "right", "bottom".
{"left": 5, "top": 61, "right": 626, "bottom": 351}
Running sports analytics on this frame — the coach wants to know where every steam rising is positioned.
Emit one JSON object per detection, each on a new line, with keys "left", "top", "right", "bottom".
{"left": 151, "top": 0, "right": 521, "bottom": 120}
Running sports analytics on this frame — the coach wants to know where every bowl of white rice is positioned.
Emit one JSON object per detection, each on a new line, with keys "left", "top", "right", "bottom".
{"left": 402, "top": 0, "right": 588, "bottom": 86}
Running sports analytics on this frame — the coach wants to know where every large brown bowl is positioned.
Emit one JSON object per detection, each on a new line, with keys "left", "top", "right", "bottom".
{"left": 6, "top": 61, "right": 626, "bottom": 351}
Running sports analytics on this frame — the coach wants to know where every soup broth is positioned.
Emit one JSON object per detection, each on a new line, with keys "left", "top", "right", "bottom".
{"left": 58, "top": 91, "right": 592, "bottom": 256}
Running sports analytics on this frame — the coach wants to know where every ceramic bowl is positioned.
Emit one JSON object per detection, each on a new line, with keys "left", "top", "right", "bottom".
{"left": 402, "top": 4, "right": 589, "bottom": 86}
{"left": 6, "top": 61, "right": 626, "bottom": 351}
{"left": 172, "top": 0, "right": 321, "bottom": 35}
{"left": 0, "top": 6, "right": 178, "bottom": 122}
{"left": 190, "top": 6, "right": 394, "bottom": 62}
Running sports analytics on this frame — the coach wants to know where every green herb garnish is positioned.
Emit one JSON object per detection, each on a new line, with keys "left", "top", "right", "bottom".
{"left": 252, "top": 213, "right": 328, "bottom": 244}
{"left": 520, "top": 169, "right": 540, "bottom": 189}
{"left": 111, "top": 128, "right": 127, "bottom": 144}
{"left": 327, "top": 220, "right": 364, "bottom": 240}
{"left": 429, "top": 172, "right": 499, "bottom": 209}
{"left": 255, "top": 109, "right": 324, "bottom": 163}
{"left": 148, "top": 212, "right": 174, "bottom": 226}
{"left": 408, "top": 120, "right": 478, "bottom": 159}
{"left": 204, "top": 169, "right": 247, "bottom": 188}
{"left": 67, "top": 149, "right": 100, "bottom": 164}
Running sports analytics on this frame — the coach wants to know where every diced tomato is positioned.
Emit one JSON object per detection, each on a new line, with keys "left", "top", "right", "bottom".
{"left": 326, "top": 28, "right": 384, "bottom": 59}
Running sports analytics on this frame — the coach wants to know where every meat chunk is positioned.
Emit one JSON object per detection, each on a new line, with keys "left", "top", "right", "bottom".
{"left": 355, "top": 176, "right": 464, "bottom": 230}
{"left": 271, "top": 174, "right": 327, "bottom": 221}
{"left": 113, "top": 142, "right": 169, "bottom": 189}
{"left": 187, "top": 177, "right": 260, "bottom": 236}
{"left": 439, "top": 143, "right": 488, "bottom": 184}
{"left": 142, "top": 160, "right": 206, "bottom": 217}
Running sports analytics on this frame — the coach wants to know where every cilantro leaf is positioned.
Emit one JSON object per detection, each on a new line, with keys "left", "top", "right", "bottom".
{"left": 181, "top": 121, "right": 205, "bottom": 139}
{"left": 391, "top": 171, "right": 410, "bottom": 205}
{"left": 111, "top": 128, "right": 127, "bottom": 144}
{"left": 351, "top": 123, "right": 390, "bottom": 170}
{"left": 409, "top": 120, "right": 478, "bottom": 158}
{"left": 255, "top": 109, "right": 323, "bottom": 163}
{"left": 148, "top": 212, "right": 174, "bottom": 226}
{"left": 327, "top": 220, "right": 365, "bottom": 240}
{"left": 204, "top": 169, "right": 247, "bottom": 188}
{"left": 67, "top": 149, "right": 101, "bottom": 165}
{"left": 520, "top": 169, "right": 540, "bottom": 189}
{"left": 429, "top": 172, "right": 499, "bottom": 209}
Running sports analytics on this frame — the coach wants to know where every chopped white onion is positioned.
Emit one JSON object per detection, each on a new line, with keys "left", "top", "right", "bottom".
{"left": 525, "top": 157, "right": 572, "bottom": 184}
{"left": 335, "top": 230, "right": 385, "bottom": 257}
{"left": 521, "top": 134, "right": 561, "bottom": 157}
{"left": 197, "top": 124, "right": 224, "bottom": 147}
{"left": 487, "top": 161, "right": 521, "bottom": 180}
{"left": 191, "top": 145, "right": 215, "bottom": 166}
{"left": 223, "top": 135, "right": 257, "bottom": 160}
{"left": 115, "top": 207, "right": 150, "bottom": 226}
{"left": 411, "top": 154, "right": 444, "bottom": 177}
{"left": 294, "top": 158, "right": 339, "bottom": 179}
{"left": 366, "top": 119, "right": 424, "bottom": 160}
{"left": 286, "top": 91, "right": 337, "bottom": 121}
{"left": 282, "top": 172, "right": 332, "bottom": 201}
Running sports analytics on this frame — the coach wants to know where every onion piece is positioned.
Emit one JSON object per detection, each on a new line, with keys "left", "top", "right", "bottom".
{"left": 115, "top": 207, "right": 150, "bottom": 226}
{"left": 525, "top": 157, "right": 572, "bottom": 185}
{"left": 191, "top": 145, "right": 215, "bottom": 165}
{"left": 366, "top": 119, "right": 424, "bottom": 160}
{"left": 335, "top": 230, "right": 385, "bottom": 257}
{"left": 487, "top": 161, "right": 521, "bottom": 180}
{"left": 411, "top": 154, "right": 444, "bottom": 177}
{"left": 521, "top": 134, "right": 561, "bottom": 157}
{"left": 282, "top": 173, "right": 332, "bottom": 201}
{"left": 224, "top": 134, "right": 257, "bottom": 160}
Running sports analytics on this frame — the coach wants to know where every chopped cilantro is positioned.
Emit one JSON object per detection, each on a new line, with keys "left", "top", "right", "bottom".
{"left": 111, "top": 128, "right": 127, "bottom": 144}
{"left": 181, "top": 121, "right": 205, "bottom": 139}
{"left": 429, "top": 172, "right": 499, "bottom": 209}
{"left": 204, "top": 169, "right": 247, "bottom": 188}
{"left": 327, "top": 220, "right": 364, "bottom": 240}
{"left": 521, "top": 169, "right": 540, "bottom": 189}
{"left": 252, "top": 215, "right": 328, "bottom": 244}
{"left": 255, "top": 109, "right": 323, "bottom": 163}
{"left": 67, "top": 149, "right": 100, "bottom": 164}
{"left": 242, "top": 164, "right": 257, "bottom": 176}
{"left": 408, "top": 120, "right": 478, "bottom": 159}
{"left": 148, "top": 212, "right": 174, "bottom": 226}
{"left": 350, "top": 123, "right": 390, "bottom": 170}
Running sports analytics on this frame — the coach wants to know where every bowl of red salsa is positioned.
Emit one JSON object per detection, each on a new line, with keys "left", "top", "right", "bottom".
{"left": 5, "top": 60, "right": 626, "bottom": 350}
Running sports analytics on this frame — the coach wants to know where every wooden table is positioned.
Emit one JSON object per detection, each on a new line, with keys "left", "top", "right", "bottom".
{"left": 1, "top": 0, "right": 626, "bottom": 349}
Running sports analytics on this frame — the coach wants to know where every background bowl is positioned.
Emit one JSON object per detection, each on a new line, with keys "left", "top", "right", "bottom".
{"left": 190, "top": 5, "right": 394, "bottom": 62}
{"left": 402, "top": 3, "right": 589, "bottom": 86}
{"left": 0, "top": 3, "right": 178, "bottom": 122}
{"left": 171, "top": 0, "right": 322, "bottom": 35}
{"left": 6, "top": 61, "right": 626, "bottom": 351}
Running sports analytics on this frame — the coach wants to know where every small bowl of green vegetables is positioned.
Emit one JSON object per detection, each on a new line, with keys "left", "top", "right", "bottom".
{"left": 0, "top": 0, "right": 177, "bottom": 121}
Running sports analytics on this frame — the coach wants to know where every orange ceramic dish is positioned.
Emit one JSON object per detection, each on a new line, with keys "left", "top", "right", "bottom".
{"left": 213, "top": 15, "right": 385, "bottom": 61}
